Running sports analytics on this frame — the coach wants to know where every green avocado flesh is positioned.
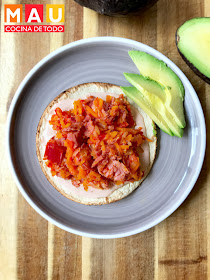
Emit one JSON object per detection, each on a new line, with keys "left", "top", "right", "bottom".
{"left": 124, "top": 74, "right": 183, "bottom": 137}
{"left": 121, "top": 86, "right": 173, "bottom": 136}
{"left": 176, "top": 17, "right": 210, "bottom": 83}
{"left": 128, "top": 50, "right": 186, "bottom": 128}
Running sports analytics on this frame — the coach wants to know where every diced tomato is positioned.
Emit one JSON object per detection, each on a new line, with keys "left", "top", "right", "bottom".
{"left": 127, "top": 112, "right": 135, "bottom": 127}
{"left": 98, "top": 133, "right": 106, "bottom": 140}
{"left": 44, "top": 141, "right": 66, "bottom": 165}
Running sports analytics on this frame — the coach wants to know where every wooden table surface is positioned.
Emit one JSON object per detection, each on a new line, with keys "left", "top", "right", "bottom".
{"left": 1, "top": 0, "right": 210, "bottom": 279}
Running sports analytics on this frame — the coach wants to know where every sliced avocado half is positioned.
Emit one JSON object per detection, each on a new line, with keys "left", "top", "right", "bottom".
{"left": 128, "top": 50, "right": 186, "bottom": 128}
{"left": 176, "top": 17, "right": 210, "bottom": 84}
{"left": 121, "top": 86, "right": 173, "bottom": 136}
{"left": 124, "top": 73, "right": 183, "bottom": 137}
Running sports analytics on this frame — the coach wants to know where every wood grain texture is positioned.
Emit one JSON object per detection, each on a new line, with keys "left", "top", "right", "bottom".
{"left": 51, "top": 227, "right": 82, "bottom": 279}
{"left": 156, "top": 1, "right": 208, "bottom": 280}
{"left": 204, "top": 3, "right": 210, "bottom": 278}
{"left": 0, "top": 0, "right": 209, "bottom": 279}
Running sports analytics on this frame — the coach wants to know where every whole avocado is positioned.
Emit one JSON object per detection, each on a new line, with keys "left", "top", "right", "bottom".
{"left": 176, "top": 18, "right": 210, "bottom": 84}
{"left": 74, "top": 0, "right": 158, "bottom": 16}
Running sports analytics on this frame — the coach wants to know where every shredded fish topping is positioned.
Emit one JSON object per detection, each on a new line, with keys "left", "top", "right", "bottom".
{"left": 44, "top": 94, "right": 149, "bottom": 190}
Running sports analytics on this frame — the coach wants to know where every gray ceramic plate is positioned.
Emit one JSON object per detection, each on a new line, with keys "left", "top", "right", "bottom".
{"left": 7, "top": 37, "right": 206, "bottom": 238}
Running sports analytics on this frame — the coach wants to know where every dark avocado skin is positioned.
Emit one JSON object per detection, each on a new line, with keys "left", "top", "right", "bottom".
{"left": 74, "top": 0, "right": 158, "bottom": 16}
{"left": 176, "top": 29, "right": 210, "bottom": 84}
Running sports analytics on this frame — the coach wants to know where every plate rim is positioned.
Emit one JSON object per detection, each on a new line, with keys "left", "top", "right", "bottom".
{"left": 6, "top": 36, "right": 206, "bottom": 239}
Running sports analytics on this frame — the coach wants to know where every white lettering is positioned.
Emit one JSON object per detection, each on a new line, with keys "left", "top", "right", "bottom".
{"left": 49, "top": 8, "right": 62, "bottom": 23}
{"left": 47, "top": 26, "right": 53, "bottom": 31}
{"left": 6, "top": 8, "right": 20, "bottom": 23}
{"left": 27, "top": 8, "right": 41, "bottom": 23}
{"left": 34, "top": 26, "right": 42, "bottom": 32}
{"left": 58, "top": 26, "right": 63, "bottom": 32}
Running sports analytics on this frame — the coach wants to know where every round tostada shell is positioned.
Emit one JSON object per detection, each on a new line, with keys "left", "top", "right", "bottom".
{"left": 36, "top": 82, "right": 157, "bottom": 205}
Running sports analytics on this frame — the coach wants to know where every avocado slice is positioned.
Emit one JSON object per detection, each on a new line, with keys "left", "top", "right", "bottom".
{"left": 124, "top": 74, "right": 184, "bottom": 137}
{"left": 176, "top": 17, "right": 210, "bottom": 84}
{"left": 128, "top": 50, "right": 186, "bottom": 128}
{"left": 121, "top": 86, "right": 173, "bottom": 136}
